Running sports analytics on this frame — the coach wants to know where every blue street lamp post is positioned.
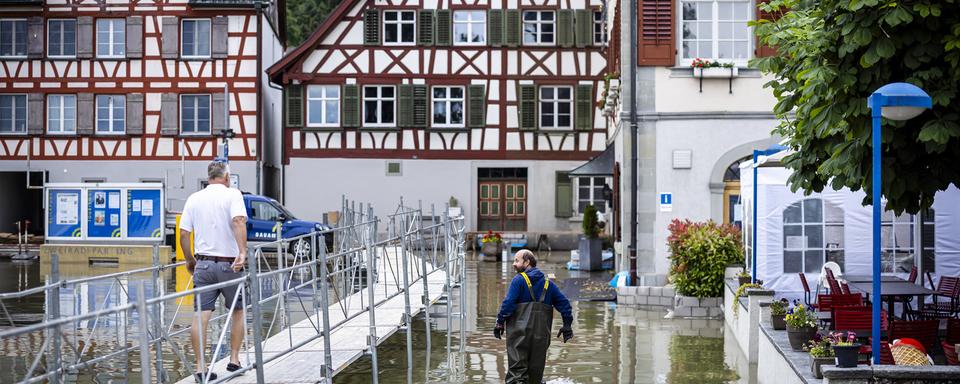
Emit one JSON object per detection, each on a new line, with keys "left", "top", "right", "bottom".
{"left": 866, "top": 82, "right": 932, "bottom": 364}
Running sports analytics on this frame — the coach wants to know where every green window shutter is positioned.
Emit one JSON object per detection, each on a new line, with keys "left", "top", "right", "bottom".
{"left": 518, "top": 84, "right": 537, "bottom": 131}
{"left": 575, "top": 9, "right": 592, "bottom": 48}
{"left": 575, "top": 84, "right": 594, "bottom": 131}
{"left": 413, "top": 85, "right": 428, "bottom": 128}
{"left": 364, "top": 9, "right": 380, "bottom": 45}
{"left": 398, "top": 84, "right": 413, "bottom": 127}
{"left": 284, "top": 84, "right": 303, "bottom": 128}
{"left": 343, "top": 84, "right": 360, "bottom": 127}
{"left": 555, "top": 171, "right": 573, "bottom": 218}
{"left": 504, "top": 9, "right": 520, "bottom": 47}
{"left": 418, "top": 10, "right": 434, "bottom": 46}
{"left": 468, "top": 85, "right": 486, "bottom": 128}
{"left": 557, "top": 10, "right": 574, "bottom": 48}
{"left": 435, "top": 10, "right": 451, "bottom": 46}
{"left": 488, "top": 9, "right": 503, "bottom": 47}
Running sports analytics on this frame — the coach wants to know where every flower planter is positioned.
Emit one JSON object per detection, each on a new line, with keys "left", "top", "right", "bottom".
{"left": 786, "top": 325, "right": 817, "bottom": 351}
{"left": 771, "top": 314, "right": 786, "bottom": 330}
{"left": 578, "top": 236, "right": 603, "bottom": 271}
{"left": 480, "top": 242, "right": 503, "bottom": 261}
{"left": 695, "top": 67, "right": 739, "bottom": 78}
{"left": 833, "top": 344, "right": 862, "bottom": 368}
{"left": 810, "top": 356, "right": 834, "bottom": 379}
{"left": 737, "top": 276, "right": 752, "bottom": 286}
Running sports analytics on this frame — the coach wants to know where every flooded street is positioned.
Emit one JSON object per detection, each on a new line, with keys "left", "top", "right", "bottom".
{"left": 0, "top": 252, "right": 748, "bottom": 383}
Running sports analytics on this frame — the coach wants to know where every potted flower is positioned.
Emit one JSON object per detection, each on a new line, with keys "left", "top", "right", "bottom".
{"left": 804, "top": 333, "right": 835, "bottom": 379}
{"left": 830, "top": 331, "right": 861, "bottom": 368}
{"left": 784, "top": 304, "right": 818, "bottom": 351}
{"left": 769, "top": 299, "right": 788, "bottom": 330}
{"left": 736, "top": 270, "right": 752, "bottom": 286}
{"left": 691, "top": 58, "right": 738, "bottom": 78}
{"left": 480, "top": 230, "right": 503, "bottom": 260}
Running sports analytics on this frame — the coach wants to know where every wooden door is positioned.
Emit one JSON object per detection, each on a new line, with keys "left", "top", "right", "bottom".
{"left": 478, "top": 180, "right": 527, "bottom": 231}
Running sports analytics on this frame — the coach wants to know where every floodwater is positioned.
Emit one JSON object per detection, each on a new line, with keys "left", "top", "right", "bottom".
{"left": 0, "top": 252, "right": 749, "bottom": 383}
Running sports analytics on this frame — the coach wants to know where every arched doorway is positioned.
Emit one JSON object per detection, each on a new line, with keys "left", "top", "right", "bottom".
{"left": 723, "top": 156, "right": 750, "bottom": 229}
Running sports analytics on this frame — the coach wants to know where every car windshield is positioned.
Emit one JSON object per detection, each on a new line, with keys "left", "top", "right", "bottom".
{"left": 271, "top": 200, "right": 297, "bottom": 220}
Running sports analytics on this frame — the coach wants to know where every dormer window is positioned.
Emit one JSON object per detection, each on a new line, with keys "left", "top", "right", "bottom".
{"left": 383, "top": 11, "right": 415, "bottom": 45}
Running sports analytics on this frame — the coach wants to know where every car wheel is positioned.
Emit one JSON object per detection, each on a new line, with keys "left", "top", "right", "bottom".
{"left": 293, "top": 238, "right": 311, "bottom": 259}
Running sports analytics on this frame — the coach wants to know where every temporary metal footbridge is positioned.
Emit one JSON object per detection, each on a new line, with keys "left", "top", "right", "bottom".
{"left": 0, "top": 198, "right": 468, "bottom": 384}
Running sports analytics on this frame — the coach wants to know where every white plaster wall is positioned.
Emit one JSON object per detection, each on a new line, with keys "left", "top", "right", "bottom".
{"left": 653, "top": 118, "right": 777, "bottom": 275}
{"left": 654, "top": 67, "right": 780, "bottom": 113}
{"left": 757, "top": 330, "right": 806, "bottom": 384}
{"left": 285, "top": 158, "right": 585, "bottom": 232}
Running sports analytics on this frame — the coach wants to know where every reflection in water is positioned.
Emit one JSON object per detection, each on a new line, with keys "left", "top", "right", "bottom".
{"left": 0, "top": 253, "right": 744, "bottom": 383}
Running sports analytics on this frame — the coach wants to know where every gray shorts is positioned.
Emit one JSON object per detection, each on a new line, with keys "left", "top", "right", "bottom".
{"left": 193, "top": 259, "right": 247, "bottom": 312}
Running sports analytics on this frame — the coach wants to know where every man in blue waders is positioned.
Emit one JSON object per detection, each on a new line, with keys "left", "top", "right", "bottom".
{"left": 494, "top": 250, "right": 574, "bottom": 384}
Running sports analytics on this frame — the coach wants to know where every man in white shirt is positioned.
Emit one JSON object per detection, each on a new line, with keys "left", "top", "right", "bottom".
{"left": 178, "top": 161, "right": 248, "bottom": 382}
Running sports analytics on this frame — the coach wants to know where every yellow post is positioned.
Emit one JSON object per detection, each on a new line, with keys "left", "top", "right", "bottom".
{"left": 174, "top": 214, "right": 194, "bottom": 261}
{"left": 174, "top": 214, "right": 194, "bottom": 305}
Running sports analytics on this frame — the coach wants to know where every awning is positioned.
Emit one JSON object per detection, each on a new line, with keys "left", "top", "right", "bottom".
{"left": 570, "top": 145, "right": 615, "bottom": 176}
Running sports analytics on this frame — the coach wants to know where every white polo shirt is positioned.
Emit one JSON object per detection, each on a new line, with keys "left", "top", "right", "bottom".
{"left": 179, "top": 183, "right": 247, "bottom": 258}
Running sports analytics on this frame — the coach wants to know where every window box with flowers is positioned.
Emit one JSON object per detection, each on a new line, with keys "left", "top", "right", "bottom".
{"left": 480, "top": 230, "right": 503, "bottom": 261}
{"left": 691, "top": 58, "right": 738, "bottom": 78}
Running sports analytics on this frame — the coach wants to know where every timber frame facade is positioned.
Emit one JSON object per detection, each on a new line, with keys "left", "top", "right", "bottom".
{"left": 268, "top": 0, "right": 614, "bottom": 162}
{"left": 0, "top": 0, "right": 281, "bottom": 164}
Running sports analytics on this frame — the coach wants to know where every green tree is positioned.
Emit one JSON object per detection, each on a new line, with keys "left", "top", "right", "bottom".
{"left": 286, "top": 0, "right": 341, "bottom": 47}
{"left": 751, "top": 0, "right": 960, "bottom": 214}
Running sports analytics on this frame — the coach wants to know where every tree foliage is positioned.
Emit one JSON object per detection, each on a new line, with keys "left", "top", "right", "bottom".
{"left": 286, "top": 0, "right": 342, "bottom": 47}
{"left": 667, "top": 220, "right": 743, "bottom": 298}
{"left": 751, "top": 0, "right": 960, "bottom": 214}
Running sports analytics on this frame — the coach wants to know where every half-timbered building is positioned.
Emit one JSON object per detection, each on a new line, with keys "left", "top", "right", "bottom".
{"left": 0, "top": 0, "right": 284, "bottom": 235}
{"left": 269, "top": 0, "right": 618, "bottom": 241}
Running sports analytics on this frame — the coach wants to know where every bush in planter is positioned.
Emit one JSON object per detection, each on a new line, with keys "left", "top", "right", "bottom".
{"left": 804, "top": 334, "right": 835, "bottom": 379}
{"left": 769, "top": 299, "right": 788, "bottom": 330}
{"left": 582, "top": 205, "right": 601, "bottom": 238}
{"left": 785, "top": 304, "right": 818, "bottom": 351}
{"left": 667, "top": 219, "right": 743, "bottom": 299}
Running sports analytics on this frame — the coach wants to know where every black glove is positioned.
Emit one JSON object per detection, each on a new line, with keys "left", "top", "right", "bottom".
{"left": 494, "top": 322, "right": 504, "bottom": 340}
{"left": 557, "top": 325, "right": 573, "bottom": 343}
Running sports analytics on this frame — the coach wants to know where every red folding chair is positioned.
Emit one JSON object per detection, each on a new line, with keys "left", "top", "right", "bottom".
{"left": 799, "top": 272, "right": 813, "bottom": 307}
{"left": 907, "top": 266, "right": 918, "bottom": 284}
{"left": 943, "top": 341, "right": 960, "bottom": 366}
{"left": 817, "top": 294, "right": 834, "bottom": 313}
{"left": 828, "top": 275, "right": 842, "bottom": 295}
{"left": 834, "top": 306, "right": 888, "bottom": 333}
{"left": 841, "top": 281, "right": 852, "bottom": 295}
{"left": 889, "top": 320, "right": 940, "bottom": 354}
{"left": 920, "top": 276, "right": 960, "bottom": 318}
{"left": 946, "top": 318, "right": 960, "bottom": 345}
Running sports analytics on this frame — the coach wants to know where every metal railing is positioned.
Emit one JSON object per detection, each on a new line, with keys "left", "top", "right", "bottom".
{"left": 0, "top": 198, "right": 467, "bottom": 384}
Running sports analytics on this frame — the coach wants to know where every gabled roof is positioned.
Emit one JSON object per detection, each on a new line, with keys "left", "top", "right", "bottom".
{"left": 266, "top": 0, "right": 360, "bottom": 85}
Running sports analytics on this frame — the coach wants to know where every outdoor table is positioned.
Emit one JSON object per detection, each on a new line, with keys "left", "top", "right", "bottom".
{"left": 847, "top": 281, "right": 936, "bottom": 319}
{"left": 841, "top": 275, "right": 904, "bottom": 283}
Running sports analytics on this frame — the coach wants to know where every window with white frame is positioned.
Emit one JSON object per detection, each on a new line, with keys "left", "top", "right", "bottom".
{"left": 680, "top": 0, "right": 752, "bottom": 64}
{"left": 0, "top": 19, "right": 26, "bottom": 57}
{"left": 454, "top": 11, "right": 486, "bottom": 45}
{"left": 0, "top": 94, "right": 26, "bottom": 133}
{"left": 576, "top": 176, "right": 609, "bottom": 214}
{"left": 182, "top": 19, "right": 212, "bottom": 58}
{"left": 181, "top": 95, "right": 211, "bottom": 134}
{"left": 539, "top": 86, "right": 572, "bottom": 130}
{"left": 881, "top": 208, "right": 916, "bottom": 274}
{"left": 47, "top": 95, "right": 76, "bottom": 134}
{"left": 307, "top": 85, "right": 340, "bottom": 127}
{"left": 96, "top": 95, "right": 125, "bottom": 134}
{"left": 48, "top": 19, "right": 77, "bottom": 58}
{"left": 96, "top": 19, "right": 125, "bottom": 58}
{"left": 594, "top": 11, "right": 607, "bottom": 45}
{"left": 431, "top": 86, "right": 464, "bottom": 128}
{"left": 363, "top": 86, "right": 395, "bottom": 127}
{"left": 782, "top": 198, "right": 845, "bottom": 273}
{"left": 522, "top": 11, "right": 554, "bottom": 45}
{"left": 383, "top": 11, "right": 416, "bottom": 45}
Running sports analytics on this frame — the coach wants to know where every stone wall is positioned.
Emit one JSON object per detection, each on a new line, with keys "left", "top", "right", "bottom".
{"left": 823, "top": 365, "right": 960, "bottom": 384}
{"left": 616, "top": 285, "right": 676, "bottom": 307}
{"left": 757, "top": 320, "right": 817, "bottom": 384}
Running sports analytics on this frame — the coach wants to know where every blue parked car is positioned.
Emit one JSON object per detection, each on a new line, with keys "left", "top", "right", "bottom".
{"left": 243, "top": 193, "right": 333, "bottom": 257}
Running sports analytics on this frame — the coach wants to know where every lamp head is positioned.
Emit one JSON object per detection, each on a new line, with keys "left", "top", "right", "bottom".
{"left": 869, "top": 82, "right": 933, "bottom": 121}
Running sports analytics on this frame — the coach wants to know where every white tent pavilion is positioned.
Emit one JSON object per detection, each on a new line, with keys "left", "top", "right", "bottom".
{"left": 740, "top": 153, "right": 960, "bottom": 298}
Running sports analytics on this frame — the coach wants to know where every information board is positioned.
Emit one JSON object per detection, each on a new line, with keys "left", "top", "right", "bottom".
{"left": 47, "top": 189, "right": 82, "bottom": 239}
{"left": 87, "top": 189, "right": 123, "bottom": 238}
{"left": 127, "top": 189, "right": 163, "bottom": 239}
